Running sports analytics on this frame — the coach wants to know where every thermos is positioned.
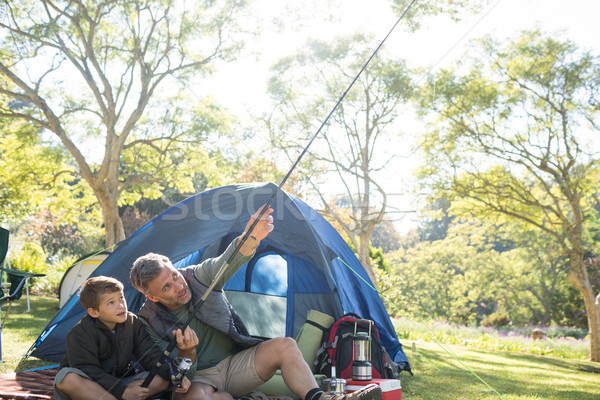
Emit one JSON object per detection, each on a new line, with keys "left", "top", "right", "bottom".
{"left": 352, "top": 328, "right": 373, "bottom": 380}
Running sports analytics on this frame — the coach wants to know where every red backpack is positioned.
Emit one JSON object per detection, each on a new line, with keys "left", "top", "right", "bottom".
{"left": 314, "top": 313, "right": 392, "bottom": 379}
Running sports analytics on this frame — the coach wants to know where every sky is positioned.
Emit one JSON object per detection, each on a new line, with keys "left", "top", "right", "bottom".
{"left": 197, "top": 0, "right": 600, "bottom": 232}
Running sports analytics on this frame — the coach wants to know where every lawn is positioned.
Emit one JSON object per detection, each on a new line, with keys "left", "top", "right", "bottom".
{"left": 401, "top": 340, "right": 600, "bottom": 399}
{"left": 1, "top": 296, "right": 599, "bottom": 399}
{"left": 0, "top": 294, "right": 58, "bottom": 373}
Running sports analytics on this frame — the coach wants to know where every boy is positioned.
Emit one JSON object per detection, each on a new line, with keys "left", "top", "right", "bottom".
{"left": 54, "top": 276, "right": 193, "bottom": 400}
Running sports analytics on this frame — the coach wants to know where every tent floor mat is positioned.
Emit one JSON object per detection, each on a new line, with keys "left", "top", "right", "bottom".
{"left": 0, "top": 367, "right": 57, "bottom": 399}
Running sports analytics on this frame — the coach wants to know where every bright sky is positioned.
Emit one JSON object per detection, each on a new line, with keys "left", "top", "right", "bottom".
{"left": 198, "top": 0, "right": 600, "bottom": 232}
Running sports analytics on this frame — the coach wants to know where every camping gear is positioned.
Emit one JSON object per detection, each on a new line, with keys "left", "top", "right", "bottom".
{"left": 171, "top": 357, "right": 192, "bottom": 388}
{"left": 322, "top": 367, "right": 346, "bottom": 394}
{"left": 352, "top": 330, "right": 372, "bottom": 381}
{"left": 26, "top": 182, "right": 411, "bottom": 376}
{"left": 58, "top": 251, "right": 110, "bottom": 308}
{"left": 0, "top": 366, "right": 58, "bottom": 400}
{"left": 347, "top": 379, "right": 401, "bottom": 400}
{"left": 315, "top": 313, "right": 391, "bottom": 380}
{"left": 258, "top": 309, "right": 334, "bottom": 396}
{"left": 0, "top": 227, "right": 45, "bottom": 362}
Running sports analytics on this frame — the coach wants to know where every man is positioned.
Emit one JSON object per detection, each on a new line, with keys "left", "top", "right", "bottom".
{"left": 130, "top": 206, "right": 382, "bottom": 400}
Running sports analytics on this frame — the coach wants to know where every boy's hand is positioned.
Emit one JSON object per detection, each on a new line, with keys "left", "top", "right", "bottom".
{"left": 173, "top": 326, "right": 198, "bottom": 361}
{"left": 174, "top": 376, "right": 192, "bottom": 394}
{"left": 122, "top": 380, "right": 150, "bottom": 400}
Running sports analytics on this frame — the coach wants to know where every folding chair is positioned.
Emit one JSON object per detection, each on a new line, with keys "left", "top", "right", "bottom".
{"left": 0, "top": 227, "right": 45, "bottom": 361}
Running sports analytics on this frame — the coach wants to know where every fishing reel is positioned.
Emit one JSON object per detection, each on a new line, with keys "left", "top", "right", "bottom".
{"left": 169, "top": 357, "right": 192, "bottom": 388}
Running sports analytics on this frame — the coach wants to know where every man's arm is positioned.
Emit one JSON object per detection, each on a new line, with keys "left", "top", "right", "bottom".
{"left": 194, "top": 205, "right": 275, "bottom": 287}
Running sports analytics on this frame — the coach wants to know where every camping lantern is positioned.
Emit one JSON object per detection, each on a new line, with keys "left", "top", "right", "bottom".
{"left": 352, "top": 330, "right": 372, "bottom": 381}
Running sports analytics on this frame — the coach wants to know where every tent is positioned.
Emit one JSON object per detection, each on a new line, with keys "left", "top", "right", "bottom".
{"left": 27, "top": 182, "right": 411, "bottom": 373}
{"left": 58, "top": 251, "right": 111, "bottom": 308}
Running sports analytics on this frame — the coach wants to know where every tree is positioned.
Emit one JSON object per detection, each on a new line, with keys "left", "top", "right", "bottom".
{"left": 416, "top": 30, "right": 600, "bottom": 360}
{"left": 266, "top": 34, "right": 414, "bottom": 284}
{"left": 391, "top": 0, "right": 489, "bottom": 31}
{"left": 0, "top": 92, "right": 103, "bottom": 246}
{"left": 388, "top": 224, "right": 502, "bottom": 324}
{"left": 388, "top": 220, "right": 586, "bottom": 326}
{"left": 370, "top": 219, "right": 401, "bottom": 253}
{"left": 0, "top": 0, "right": 245, "bottom": 246}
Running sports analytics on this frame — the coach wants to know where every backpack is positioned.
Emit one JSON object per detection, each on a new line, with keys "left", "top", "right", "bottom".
{"left": 314, "top": 313, "right": 395, "bottom": 380}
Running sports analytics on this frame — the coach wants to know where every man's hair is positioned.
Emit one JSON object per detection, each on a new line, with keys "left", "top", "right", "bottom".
{"left": 80, "top": 276, "right": 124, "bottom": 310}
{"left": 130, "top": 252, "right": 172, "bottom": 294}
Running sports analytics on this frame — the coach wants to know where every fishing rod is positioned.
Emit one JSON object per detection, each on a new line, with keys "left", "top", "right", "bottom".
{"left": 141, "top": 1, "right": 416, "bottom": 389}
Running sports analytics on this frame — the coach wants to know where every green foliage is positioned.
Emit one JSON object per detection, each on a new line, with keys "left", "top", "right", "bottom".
{"left": 388, "top": 220, "right": 586, "bottom": 327}
{"left": 1, "top": 0, "right": 248, "bottom": 245}
{"left": 375, "top": 267, "right": 406, "bottom": 318}
{"left": 27, "top": 209, "right": 104, "bottom": 261}
{"left": 370, "top": 246, "right": 389, "bottom": 273}
{"left": 392, "top": 319, "right": 590, "bottom": 361}
{"left": 388, "top": 223, "right": 501, "bottom": 325}
{"left": 392, "top": 0, "right": 489, "bottom": 31}
{"left": 480, "top": 311, "right": 510, "bottom": 328}
{"left": 34, "top": 255, "right": 77, "bottom": 296}
{"left": 414, "top": 29, "right": 600, "bottom": 357}
{"left": 0, "top": 115, "right": 97, "bottom": 228}
{"left": 9, "top": 242, "right": 47, "bottom": 275}
{"left": 347, "top": 240, "right": 390, "bottom": 274}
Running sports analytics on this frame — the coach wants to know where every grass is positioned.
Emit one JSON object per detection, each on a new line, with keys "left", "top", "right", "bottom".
{"left": 0, "top": 294, "right": 58, "bottom": 373}
{"left": 401, "top": 340, "right": 600, "bottom": 400}
{"left": 1, "top": 296, "right": 599, "bottom": 399}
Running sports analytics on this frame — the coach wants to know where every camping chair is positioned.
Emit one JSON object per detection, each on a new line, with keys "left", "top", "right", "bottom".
{"left": 0, "top": 227, "right": 45, "bottom": 361}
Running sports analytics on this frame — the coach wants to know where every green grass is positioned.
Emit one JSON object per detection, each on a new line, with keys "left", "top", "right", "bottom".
{"left": 401, "top": 340, "right": 600, "bottom": 399}
{"left": 0, "top": 294, "right": 59, "bottom": 373}
{"left": 1, "top": 296, "right": 599, "bottom": 400}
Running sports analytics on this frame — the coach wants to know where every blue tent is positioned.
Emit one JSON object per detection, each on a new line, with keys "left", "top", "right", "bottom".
{"left": 27, "top": 182, "right": 410, "bottom": 372}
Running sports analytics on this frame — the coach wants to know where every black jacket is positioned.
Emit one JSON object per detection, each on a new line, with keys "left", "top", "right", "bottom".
{"left": 59, "top": 312, "right": 170, "bottom": 399}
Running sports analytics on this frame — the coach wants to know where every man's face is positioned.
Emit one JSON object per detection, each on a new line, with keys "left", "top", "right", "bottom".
{"left": 144, "top": 265, "right": 192, "bottom": 310}
{"left": 88, "top": 290, "right": 128, "bottom": 329}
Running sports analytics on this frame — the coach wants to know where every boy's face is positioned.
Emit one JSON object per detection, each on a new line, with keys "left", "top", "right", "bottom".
{"left": 87, "top": 290, "right": 128, "bottom": 330}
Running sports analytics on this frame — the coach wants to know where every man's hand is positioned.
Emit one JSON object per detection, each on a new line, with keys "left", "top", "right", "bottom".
{"left": 173, "top": 326, "right": 198, "bottom": 361}
{"left": 246, "top": 204, "right": 274, "bottom": 241}
{"left": 239, "top": 205, "right": 274, "bottom": 255}
{"left": 122, "top": 380, "right": 150, "bottom": 400}
{"left": 174, "top": 376, "right": 192, "bottom": 394}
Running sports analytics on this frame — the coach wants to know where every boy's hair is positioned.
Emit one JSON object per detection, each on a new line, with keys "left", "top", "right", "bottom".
{"left": 80, "top": 276, "right": 124, "bottom": 310}
{"left": 130, "top": 252, "right": 172, "bottom": 294}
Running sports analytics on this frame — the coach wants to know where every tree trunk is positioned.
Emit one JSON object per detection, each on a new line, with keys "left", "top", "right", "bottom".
{"left": 567, "top": 255, "right": 600, "bottom": 362}
{"left": 358, "top": 236, "right": 378, "bottom": 286}
{"left": 95, "top": 184, "right": 125, "bottom": 247}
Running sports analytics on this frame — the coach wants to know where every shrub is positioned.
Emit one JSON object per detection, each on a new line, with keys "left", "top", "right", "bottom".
{"left": 481, "top": 311, "right": 511, "bottom": 327}
{"left": 34, "top": 255, "right": 77, "bottom": 296}
{"left": 390, "top": 318, "right": 589, "bottom": 360}
{"left": 9, "top": 242, "right": 47, "bottom": 275}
